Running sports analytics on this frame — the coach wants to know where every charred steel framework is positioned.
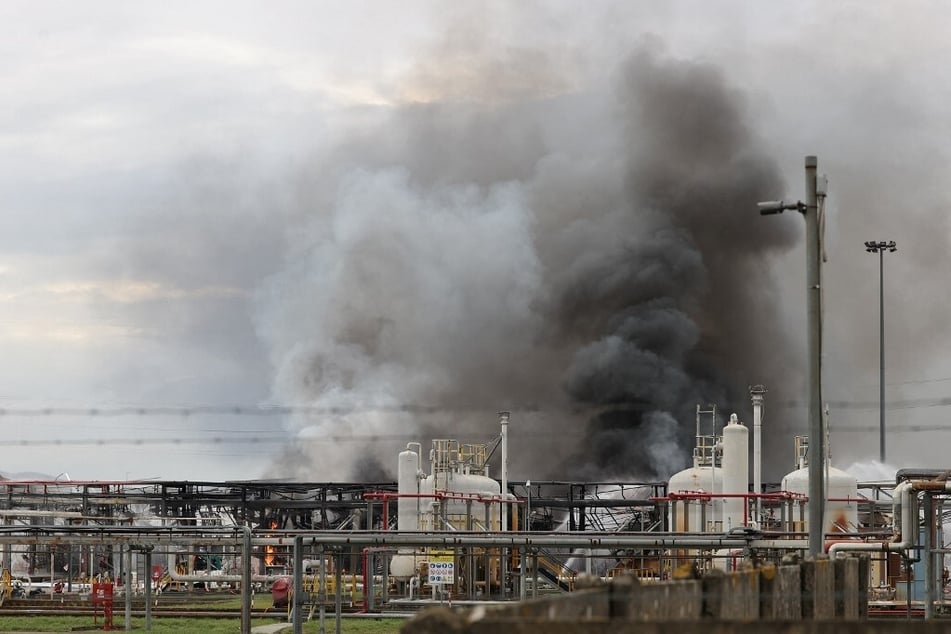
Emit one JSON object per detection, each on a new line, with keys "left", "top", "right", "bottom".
{"left": 0, "top": 478, "right": 900, "bottom": 535}
{"left": 0, "top": 477, "right": 918, "bottom": 632}
{"left": 0, "top": 479, "right": 668, "bottom": 531}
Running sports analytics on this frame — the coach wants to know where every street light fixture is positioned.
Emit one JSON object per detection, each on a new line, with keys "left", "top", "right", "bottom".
{"left": 757, "top": 200, "right": 807, "bottom": 215}
{"left": 864, "top": 240, "right": 897, "bottom": 463}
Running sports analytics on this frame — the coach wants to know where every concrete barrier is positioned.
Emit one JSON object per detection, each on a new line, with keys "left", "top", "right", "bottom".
{"left": 633, "top": 579, "right": 702, "bottom": 621}
{"left": 465, "top": 624, "right": 951, "bottom": 634}
{"left": 702, "top": 568, "right": 758, "bottom": 619}
{"left": 760, "top": 563, "right": 801, "bottom": 619}
{"left": 496, "top": 587, "right": 608, "bottom": 621}
{"left": 834, "top": 556, "right": 860, "bottom": 619}
{"left": 801, "top": 557, "right": 835, "bottom": 619}
{"left": 406, "top": 558, "right": 875, "bottom": 633}
{"left": 857, "top": 554, "right": 870, "bottom": 619}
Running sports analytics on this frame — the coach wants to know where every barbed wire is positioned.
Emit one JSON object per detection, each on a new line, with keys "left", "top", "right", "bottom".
{"left": 0, "top": 404, "right": 450, "bottom": 417}
{"left": 0, "top": 425, "right": 946, "bottom": 449}
{"left": 6, "top": 434, "right": 422, "bottom": 447}
{"left": 759, "top": 398, "right": 951, "bottom": 411}
{"left": 2, "top": 395, "right": 951, "bottom": 418}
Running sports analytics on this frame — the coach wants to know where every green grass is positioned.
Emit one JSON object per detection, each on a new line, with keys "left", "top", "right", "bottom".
{"left": 0, "top": 615, "right": 405, "bottom": 633}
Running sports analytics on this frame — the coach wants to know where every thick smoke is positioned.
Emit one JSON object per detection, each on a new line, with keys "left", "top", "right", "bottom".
{"left": 255, "top": 45, "right": 801, "bottom": 482}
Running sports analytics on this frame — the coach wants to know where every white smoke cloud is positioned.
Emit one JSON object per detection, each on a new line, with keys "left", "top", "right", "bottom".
{"left": 256, "top": 168, "right": 548, "bottom": 478}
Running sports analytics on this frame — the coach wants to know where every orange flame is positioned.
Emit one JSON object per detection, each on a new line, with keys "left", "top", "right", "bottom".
{"left": 265, "top": 520, "right": 278, "bottom": 566}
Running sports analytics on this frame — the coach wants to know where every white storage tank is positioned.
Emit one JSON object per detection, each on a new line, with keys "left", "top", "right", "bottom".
{"left": 781, "top": 464, "right": 858, "bottom": 534}
{"left": 721, "top": 414, "right": 750, "bottom": 529}
{"left": 397, "top": 445, "right": 421, "bottom": 531}
{"left": 420, "top": 471, "right": 501, "bottom": 530}
{"left": 392, "top": 444, "right": 425, "bottom": 580}
{"left": 668, "top": 466, "right": 723, "bottom": 532}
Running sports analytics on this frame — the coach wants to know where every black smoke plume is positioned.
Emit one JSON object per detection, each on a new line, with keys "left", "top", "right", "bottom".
{"left": 256, "top": 46, "right": 800, "bottom": 482}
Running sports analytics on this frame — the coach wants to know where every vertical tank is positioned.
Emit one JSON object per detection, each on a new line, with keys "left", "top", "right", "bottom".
{"left": 668, "top": 465, "right": 723, "bottom": 532}
{"left": 667, "top": 405, "right": 723, "bottom": 532}
{"left": 392, "top": 444, "right": 424, "bottom": 580}
{"left": 397, "top": 444, "right": 421, "bottom": 531}
{"left": 781, "top": 464, "right": 858, "bottom": 534}
{"left": 721, "top": 413, "right": 749, "bottom": 529}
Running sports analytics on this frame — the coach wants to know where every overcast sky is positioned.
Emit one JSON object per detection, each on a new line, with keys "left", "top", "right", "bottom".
{"left": 1, "top": 1, "right": 949, "bottom": 482}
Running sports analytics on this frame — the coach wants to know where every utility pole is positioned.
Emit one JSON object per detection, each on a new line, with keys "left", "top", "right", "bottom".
{"left": 804, "top": 156, "right": 823, "bottom": 558}
{"left": 758, "top": 156, "right": 825, "bottom": 556}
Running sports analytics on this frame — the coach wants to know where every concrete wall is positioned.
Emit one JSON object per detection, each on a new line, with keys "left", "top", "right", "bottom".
{"left": 402, "top": 555, "right": 876, "bottom": 633}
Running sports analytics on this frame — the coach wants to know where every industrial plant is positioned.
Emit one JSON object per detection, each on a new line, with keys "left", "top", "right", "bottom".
{"left": 0, "top": 155, "right": 938, "bottom": 634}
{"left": 0, "top": 389, "right": 947, "bottom": 632}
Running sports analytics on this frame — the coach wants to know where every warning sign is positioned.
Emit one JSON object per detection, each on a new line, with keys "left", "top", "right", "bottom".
{"left": 427, "top": 550, "right": 455, "bottom": 585}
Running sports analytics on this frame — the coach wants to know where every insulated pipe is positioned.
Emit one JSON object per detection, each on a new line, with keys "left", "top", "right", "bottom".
{"left": 241, "top": 526, "right": 251, "bottom": 634}
{"left": 287, "top": 532, "right": 754, "bottom": 550}
{"left": 166, "top": 569, "right": 283, "bottom": 583}
{"left": 829, "top": 478, "right": 951, "bottom": 621}
{"left": 124, "top": 547, "right": 132, "bottom": 631}
{"left": 0, "top": 528, "right": 750, "bottom": 550}
{"left": 0, "top": 510, "right": 83, "bottom": 518}
{"left": 144, "top": 550, "right": 152, "bottom": 631}
{"left": 499, "top": 412, "right": 509, "bottom": 532}
{"left": 828, "top": 481, "right": 915, "bottom": 559}
{"left": 293, "top": 535, "right": 303, "bottom": 634}
{"left": 499, "top": 412, "right": 510, "bottom": 599}
{"left": 750, "top": 385, "right": 766, "bottom": 524}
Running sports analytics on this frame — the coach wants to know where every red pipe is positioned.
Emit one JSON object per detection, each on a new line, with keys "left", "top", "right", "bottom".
{"left": 666, "top": 492, "right": 807, "bottom": 500}
{"left": 364, "top": 491, "right": 523, "bottom": 504}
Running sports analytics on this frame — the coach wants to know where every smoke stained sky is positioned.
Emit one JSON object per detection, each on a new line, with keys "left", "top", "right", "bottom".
{"left": 1, "top": 2, "right": 950, "bottom": 481}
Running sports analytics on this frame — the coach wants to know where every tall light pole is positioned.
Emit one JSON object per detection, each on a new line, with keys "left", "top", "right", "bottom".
{"left": 864, "top": 240, "right": 897, "bottom": 463}
{"left": 758, "top": 155, "right": 824, "bottom": 556}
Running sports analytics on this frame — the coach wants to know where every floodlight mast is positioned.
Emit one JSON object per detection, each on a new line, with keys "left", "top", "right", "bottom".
{"left": 864, "top": 240, "right": 897, "bottom": 462}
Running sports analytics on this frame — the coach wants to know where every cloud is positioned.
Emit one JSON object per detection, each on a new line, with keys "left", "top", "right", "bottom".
{"left": 1, "top": 1, "right": 950, "bottom": 480}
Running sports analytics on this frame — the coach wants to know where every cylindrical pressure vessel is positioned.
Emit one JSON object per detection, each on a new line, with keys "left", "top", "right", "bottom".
{"left": 397, "top": 447, "right": 420, "bottom": 531}
{"left": 781, "top": 464, "right": 858, "bottom": 534}
{"left": 668, "top": 466, "right": 723, "bottom": 532}
{"left": 721, "top": 414, "right": 750, "bottom": 529}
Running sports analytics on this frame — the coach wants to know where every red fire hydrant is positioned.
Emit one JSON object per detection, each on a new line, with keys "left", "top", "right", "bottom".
{"left": 92, "top": 581, "right": 114, "bottom": 630}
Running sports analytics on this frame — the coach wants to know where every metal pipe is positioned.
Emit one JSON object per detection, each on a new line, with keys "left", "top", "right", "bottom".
{"left": 318, "top": 545, "right": 326, "bottom": 634}
{"left": 144, "top": 549, "right": 152, "bottom": 632}
{"left": 334, "top": 550, "right": 342, "bottom": 634}
{"left": 362, "top": 548, "right": 370, "bottom": 612}
{"left": 499, "top": 412, "right": 509, "bottom": 532}
{"left": 750, "top": 385, "right": 766, "bottom": 525}
{"left": 0, "top": 528, "right": 759, "bottom": 551}
{"left": 293, "top": 532, "right": 753, "bottom": 550}
{"left": 241, "top": 526, "right": 251, "bottom": 634}
{"left": 293, "top": 535, "right": 303, "bottom": 634}
{"left": 166, "top": 568, "right": 283, "bottom": 583}
{"left": 924, "top": 493, "right": 934, "bottom": 620}
{"left": 500, "top": 411, "right": 509, "bottom": 600}
{"left": 0, "top": 509, "right": 83, "bottom": 518}
{"left": 829, "top": 481, "right": 915, "bottom": 559}
{"left": 124, "top": 546, "right": 132, "bottom": 631}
